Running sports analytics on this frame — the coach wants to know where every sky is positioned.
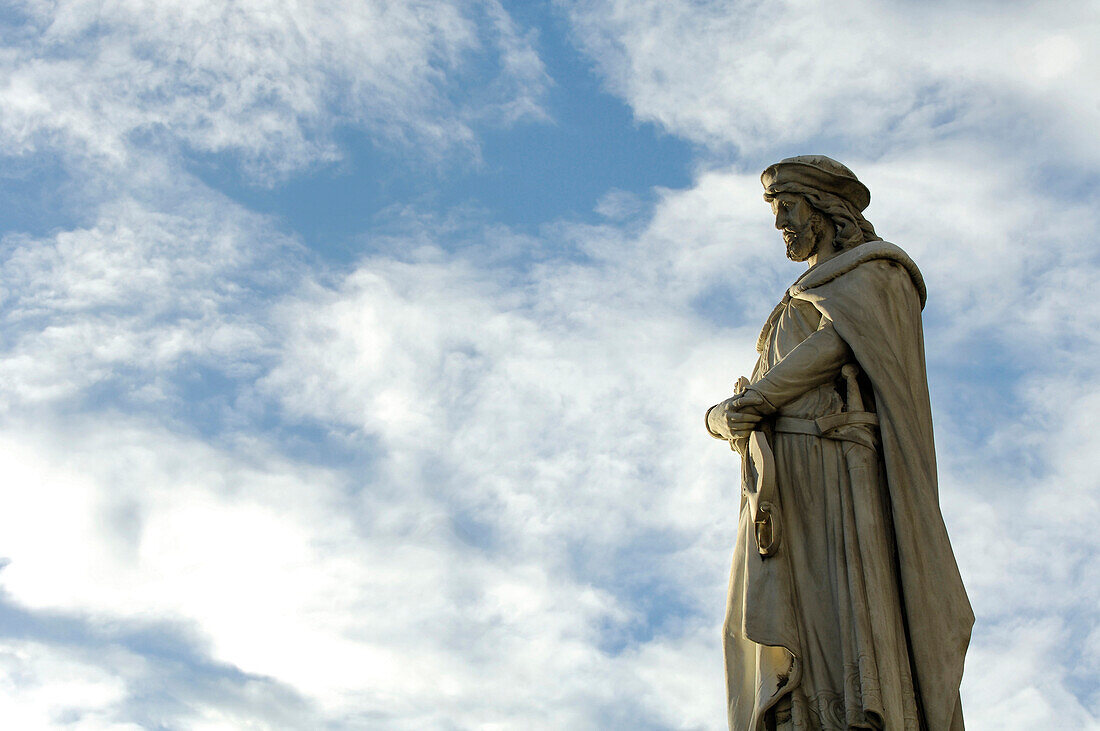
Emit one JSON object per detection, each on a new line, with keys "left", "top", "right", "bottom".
{"left": 0, "top": 0, "right": 1098, "bottom": 728}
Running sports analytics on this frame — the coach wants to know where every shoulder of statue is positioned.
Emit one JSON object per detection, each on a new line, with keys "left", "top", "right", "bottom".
{"left": 754, "top": 295, "right": 790, "bottom": 353}
{"left": 787, "top": 240, "right": 927, "bottom": 309}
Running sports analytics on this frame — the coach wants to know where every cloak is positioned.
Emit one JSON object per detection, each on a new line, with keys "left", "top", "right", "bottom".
{"left": 757, "top": 241, "right": 974, "bottom": 729}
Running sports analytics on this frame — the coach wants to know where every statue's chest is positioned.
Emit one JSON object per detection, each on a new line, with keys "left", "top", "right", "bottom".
{"left": 756, "top": 297, "right": 822, "bottom": 371}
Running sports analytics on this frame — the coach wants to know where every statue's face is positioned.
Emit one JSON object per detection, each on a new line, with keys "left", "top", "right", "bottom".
{"left": 770, "top": 192, "right": 820, "bottom": 262}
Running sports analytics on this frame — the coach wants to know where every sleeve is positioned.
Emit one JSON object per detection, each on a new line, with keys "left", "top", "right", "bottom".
{"left": 749, "top": 320, "right": 851, "bottom": 412}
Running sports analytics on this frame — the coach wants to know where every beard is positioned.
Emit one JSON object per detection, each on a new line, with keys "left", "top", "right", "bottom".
{"left": 784, "top": 230, "right": 817, "bottom": 262}
{"left": 784, "top": 215, "right": 828, "bottom": 262}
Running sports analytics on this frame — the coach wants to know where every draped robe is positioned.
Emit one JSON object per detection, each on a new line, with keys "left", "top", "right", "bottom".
{"left": 722, "top": 242, "right": 973, "bottom": 731}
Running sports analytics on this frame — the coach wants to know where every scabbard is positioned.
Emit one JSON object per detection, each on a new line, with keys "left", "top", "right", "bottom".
{"left": 742, "top": 430, "right": 780, "bottom": 557}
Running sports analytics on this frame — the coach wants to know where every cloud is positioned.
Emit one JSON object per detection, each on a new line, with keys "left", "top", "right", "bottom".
{"left": 0, "top": 638, "right": 135, "bottom": 730}
{"left": 0, "top": 183, "right": 730, "bottom": 723}
{"left": 0, "top": 161, "right": 298, "bottom": 414}
{"left": 563, "top": 0, "right": 1100, "bottom": 163}
{"left": 0, "top": 410, "right": 686, "bottom": 727}
{"left": 250, "top": 212, "right": 750, "bottom": 726}
{"left": 0, "top": 616, "right": 315, "bottom": 729}
{"left": 0, "top": 1, "right": 1097, "bottom": 727}
{"left": 0, "top": 0, "right": 549, "bottom": 179}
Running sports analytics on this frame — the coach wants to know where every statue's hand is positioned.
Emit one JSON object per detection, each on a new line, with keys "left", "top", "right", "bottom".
{"left": 707, "top": 390, "right": 767, "bottom": 441}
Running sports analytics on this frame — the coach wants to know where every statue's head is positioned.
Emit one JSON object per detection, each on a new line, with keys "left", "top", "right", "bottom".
{"left": 761, "top": 155, "right": 880, "bottom": 262}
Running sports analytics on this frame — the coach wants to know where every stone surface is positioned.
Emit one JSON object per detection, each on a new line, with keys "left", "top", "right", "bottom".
{"left": 705, "top": 156, "right": 973, "bottom": 731}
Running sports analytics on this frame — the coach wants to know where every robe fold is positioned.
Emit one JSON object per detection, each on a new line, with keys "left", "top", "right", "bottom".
{"left": 724, "top": 242, "right": 973, "bottom": 731}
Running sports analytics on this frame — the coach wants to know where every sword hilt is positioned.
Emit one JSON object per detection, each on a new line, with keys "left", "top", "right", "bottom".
{"left": 842, "top": 364, "right": 864, "bottom": 412}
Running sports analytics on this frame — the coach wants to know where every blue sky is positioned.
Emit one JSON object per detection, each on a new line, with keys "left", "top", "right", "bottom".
{"left": 0, "top": 0, "right": 1098, "bottom": 728}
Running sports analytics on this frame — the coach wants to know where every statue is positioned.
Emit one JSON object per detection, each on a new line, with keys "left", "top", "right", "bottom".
{"left": 705, "top": 156, "right": 973, "bottom": 730}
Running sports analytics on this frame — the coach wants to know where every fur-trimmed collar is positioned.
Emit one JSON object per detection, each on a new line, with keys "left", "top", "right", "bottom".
{"left": 787, "top": 240, "right": 926, "bottom": 309}
{"left": 756, "top": 241, "right": 927, "bottom": 353}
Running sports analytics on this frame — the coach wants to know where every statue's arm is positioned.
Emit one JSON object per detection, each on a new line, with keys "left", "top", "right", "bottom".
{"left": 749, "top": 320, "right": 851, "bottom": 411}
{"left": 705, "top": 321, "right": 851, "bottom": 442}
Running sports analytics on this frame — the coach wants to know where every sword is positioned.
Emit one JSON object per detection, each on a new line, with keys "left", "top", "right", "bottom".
{"left": 733, "top": 376, "right": 780, "bottom": 558}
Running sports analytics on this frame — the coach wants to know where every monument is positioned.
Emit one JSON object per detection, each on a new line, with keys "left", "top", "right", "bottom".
{"left": 705, "top": 156, "right": 973, "bottom": 730}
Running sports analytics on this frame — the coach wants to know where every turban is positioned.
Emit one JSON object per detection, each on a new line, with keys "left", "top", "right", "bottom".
{"left": 761, "top": 155, "right": 871, "bottom": 212}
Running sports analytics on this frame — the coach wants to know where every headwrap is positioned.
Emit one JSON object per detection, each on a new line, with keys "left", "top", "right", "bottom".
{"left": 761, "top": 155, "right": 870, "bottom": 212}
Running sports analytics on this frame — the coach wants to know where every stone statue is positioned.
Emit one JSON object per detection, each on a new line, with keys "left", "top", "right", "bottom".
{"left": 705, "top": 156, "right": 973, "bottom": 730}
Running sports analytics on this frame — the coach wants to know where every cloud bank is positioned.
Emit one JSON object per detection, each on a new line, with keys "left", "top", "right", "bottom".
{"left": 1, "top": 0, "right": 548, "bottom": 178}
{"left": 1, "top": 0, "right": 1098, "bottom": 728}
{"left": 564, "top": 0, "right": 1100, "bottom": 164}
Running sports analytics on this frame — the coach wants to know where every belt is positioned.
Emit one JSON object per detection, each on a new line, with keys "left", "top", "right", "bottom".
{"left": 773, "top": 411, "right": 879, "bottom": 451}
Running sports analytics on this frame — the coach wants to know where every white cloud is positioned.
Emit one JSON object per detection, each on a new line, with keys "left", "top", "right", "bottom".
{"left": 0, "top": 641, "right": 137, "bottom": 730}
{"left": 0, "top": 163, "right": 296, "bottom": 411}
{"left": 262, "top": 227, "right": 758, "bottom": 553}
{"left": 962, "top": 617, "right": 1100, "bottom": 729}
{"left": 0, "top": 411, "right": 689, "bottom": 727}
{"left": 0, "top": 0, "right": 548, "bottom": 178}
{"left": 563, "top": 0, "right": 1100, "bottom": 162}
{"left": 0, "top": 631, "right": 318, "bottom": 729}
{"left": 0, "top": 1, "right": 1097, "bottom": 727}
